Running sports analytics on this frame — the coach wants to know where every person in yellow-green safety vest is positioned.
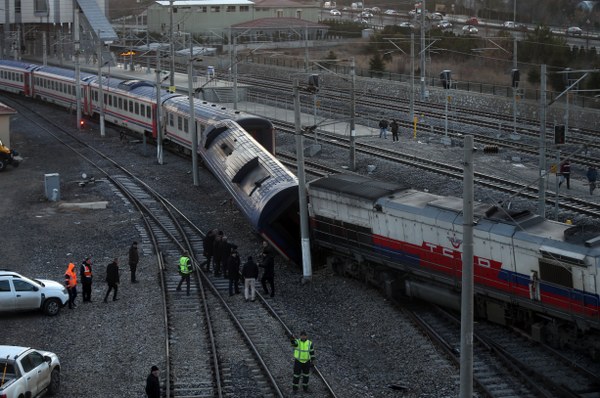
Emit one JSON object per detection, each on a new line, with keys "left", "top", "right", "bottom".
{"left": 290, "top": 331, "right": 316, "bottom": 393}
{"left": 176, "top": 251, "right": 192, "bottom": 295}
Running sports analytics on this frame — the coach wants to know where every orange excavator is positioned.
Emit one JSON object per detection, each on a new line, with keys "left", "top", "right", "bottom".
{"left": 0, "top": 140, "right": 20, "bottom": 171}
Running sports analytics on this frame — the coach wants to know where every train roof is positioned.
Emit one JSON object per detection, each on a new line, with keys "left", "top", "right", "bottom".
{"left": 96, "top": 77, "right": 181, "bottom": 102}
{"left": 35, "top": 65, "right": 96, "bottom": 80}
{"left": 308, "top": 173, "right": 408, "bottom": 201}
{"left": 0, "top": 60, "right": 41, "bottom": 71}
{"left": 165, "top": 96, "right": 248, "bottom": 120}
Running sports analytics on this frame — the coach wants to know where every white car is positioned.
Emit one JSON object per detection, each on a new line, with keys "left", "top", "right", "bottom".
{"left": 0, "top": 346, "right": 61, "bottom": 397}
{"left": 329, "top": 9, "right": 341, "bottom": 16}
{"left": 360, "top": 11, "right": 373, "bottom": 18}
{"left": 353, "top": 17, "right": 369, "bottom": 24}
{"left": 384, "top": 9, "right": 399, "bottom": 15}
{"left": 567, "top": 26, "right": 583, "bottom": 36}
{"left": 0, "top": 270, "right": 68, "bottom": 315}
{"left": 428, "top": 12, "right": 444, "bottom": 20}
{"left": 462, "top": 25, "right": 479, "bottom": 35}
{"left": 398, "top": 22, "right": 415, "bottom": 29}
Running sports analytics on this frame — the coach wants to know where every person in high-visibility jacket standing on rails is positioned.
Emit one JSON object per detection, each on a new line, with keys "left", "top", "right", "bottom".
{"left": 176, "top": 251, "right": 192, "bottom": 296}
{"left": 290, "top": 331, "right": 316, "bottom": 393}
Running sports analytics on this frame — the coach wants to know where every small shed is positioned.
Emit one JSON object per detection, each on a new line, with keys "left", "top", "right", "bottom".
{"left": 0, "top": 102, "right": 17, "bottom": 148}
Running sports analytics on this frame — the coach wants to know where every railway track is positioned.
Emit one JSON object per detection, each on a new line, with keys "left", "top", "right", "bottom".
{"left": 273, "top": 120, "right": 600, "bottom": 219}
{"left": 406, "top": 304, "right": 600, "bottom": 398}
{"left": 238, "top": 74, "right": 600, "bottom": 168}
{"left": 3, "top": 94, "right": 339, "bottom": 398}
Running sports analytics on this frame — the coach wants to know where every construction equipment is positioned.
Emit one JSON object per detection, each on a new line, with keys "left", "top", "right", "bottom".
{"left": 0, "top": 140, "right": 20, "bottom": 171}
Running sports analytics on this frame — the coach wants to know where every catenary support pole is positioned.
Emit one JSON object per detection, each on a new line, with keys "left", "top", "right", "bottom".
{"left": 97, "top": 31, "right": 105, "bottom": 137}
{"left": 349, "top": 57, "right": 356, "bottom": 171}
{"left": 410, "top": 33, "right": 415, "bottom": 123}
{"left": 459, "top": 135, "right": 474, "bottom": 398}
{"left": 538, "top": 64, "right": 547, "bottom": 218}
{"left": 74, "top": 8, "right": 81, "bottom": 130}
{"left": 293, "top": 79, "right": 312, "bottom": 282}
{"left": 169, "top": 0, "right": 175, "bottom": 90}
{"left": 420, "top": 0, "right": 426, "bottom": 101}
{"left": 156, "top": 52, "right": 164, "bottom": 165}
{"left": 188, "top": 58, "right": 198, "bottom": 186}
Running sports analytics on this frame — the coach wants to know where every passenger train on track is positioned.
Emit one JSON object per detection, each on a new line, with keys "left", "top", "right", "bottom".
{"left": 1, "top": 59, "right": 599, "bottom": 356}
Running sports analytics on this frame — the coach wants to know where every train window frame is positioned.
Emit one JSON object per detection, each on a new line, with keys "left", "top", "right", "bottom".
{"left": 129, "top": 100, "right": 133, "bottom": 113}
{"left": 140, "top": 103, "right": 145, "bottom": 117}
{"left": 177, "top": 116, "right": 183, "bottom": 131}
{"left": 108, "top": 95, "right": 112, "bottom": 106}
{"left": 135, "top": 102, "right": 139, "bottom": 115}
{"left": 118, "top": 97, "right": 123, "bottom": 110}
{"left": 146, "top": 105, "right": 151, "bottom": 118}
{"left": 169, "top": 113, "right": 174, "bottom": 127}
{"left": 184, "top": 118, "right": 189, "bottom": 133}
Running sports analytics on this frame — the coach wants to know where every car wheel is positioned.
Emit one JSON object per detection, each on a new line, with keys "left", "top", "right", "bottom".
{"left": 47, "top": 368, "right": 60, "bottom": 395}
{"left": 43, "top": 298, "right": 61, "bottom": 316}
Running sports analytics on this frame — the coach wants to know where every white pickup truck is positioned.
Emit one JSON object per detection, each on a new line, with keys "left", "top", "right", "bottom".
{"left": 0, "top": 346, "right": 60, "bottom": 398}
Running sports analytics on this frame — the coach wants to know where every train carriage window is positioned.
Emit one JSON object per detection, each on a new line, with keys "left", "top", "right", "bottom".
{"left": 129, "top": 100, "right": 133, "bottom": 113}
{"left": 104, "top": 93, "right": 107, "bottom": 105}
{"left": 134, "top": 102, "right": 139, "bottom": 115}
{"left": 169, "top": 113, "right": 174, "bottom": 127}
{"left": 146, "top": 105, "right": 151, "bottom": 118}
{"left": 184, "top": 118, "right": 188, "bottom": 133}
{"left": 177, "top": 116, "right": 183, "bottom": 131}
{"left": 140, "top": 103, "right": 145, "bottom": 117}
{"left": 118, "top": 98, "right": 122, "bottom": 110}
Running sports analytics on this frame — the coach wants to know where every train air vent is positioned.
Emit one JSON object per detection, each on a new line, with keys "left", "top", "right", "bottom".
{"left": 232, "top": 157, "right": 259, "bottom": 184}
{"left": 539, "top": 245, "right": 586, "bottom": 266}
{"left": 204, "top": 125, "right": 228, "bottom": 149}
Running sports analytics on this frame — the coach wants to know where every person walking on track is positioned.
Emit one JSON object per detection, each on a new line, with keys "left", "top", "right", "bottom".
{"left": 64, "top": 261, "right": 78, "bottom": 309}
{"left": 129, "top": 241, "right": 139, "bottom": 283}
{"left": 103, "top": 258, "right": 120, "bottom": 303}
{"left": 176, "top": 251, "right": 193, "bottom": 296}
{"left": 290, "top": 331, "right": 316, "bottom": 393}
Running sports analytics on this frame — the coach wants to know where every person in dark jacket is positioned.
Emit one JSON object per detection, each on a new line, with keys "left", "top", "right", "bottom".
{"left": 145, "top": 365, "right": 160, "bottom": 398}
{"left": 220, "top": 236, "right": 233, "bottom": 278}
{"left": 559, "top": 160, "right": 571, "bottom": 189}
{"left": 212, "top": 231, "right": 224, "bottom": 276}
{"left": 79, "top": 257, "right": 93, "bottom": 302}
{"left": 227, "top": 250, "right": 241, "bottom": 296}
{"left": 390, "top": 119, "right": 400, "bottom": 142}
{"left": 260, "top": 251, "right": 275, "bottom": 298}
{"left": 202, "top": 229, "right": 217, "bottom": 272}
{"left": 103, "top": 258, "right": 120, "bottom": 303}
{"left": 241, "top": 256, "right": 259, "bottom": 302}
{"left": 128, "top": 241, "right": 139, "bottom": 283}
{"left": 378, "top": 119, "right": 388, "bottom": 139}
{"left": 587, "top": 165, "right": 598, "bottom": 195}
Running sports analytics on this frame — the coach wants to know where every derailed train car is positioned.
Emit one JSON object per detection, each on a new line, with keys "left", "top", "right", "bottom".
{"left": 307, "top": 173, "right": 600, "bottom": 356}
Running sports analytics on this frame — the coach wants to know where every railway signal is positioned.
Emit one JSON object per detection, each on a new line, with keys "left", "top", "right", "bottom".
{"left": 511, "top": 68, "right": 520, "bottom": 88}
{"left": 554, "top": 124, "right": 566, "bottom": 145}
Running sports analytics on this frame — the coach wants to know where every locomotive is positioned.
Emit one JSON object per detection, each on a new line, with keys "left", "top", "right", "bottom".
{"left": 306, "top": 173, "right": 600, "bottom": 356}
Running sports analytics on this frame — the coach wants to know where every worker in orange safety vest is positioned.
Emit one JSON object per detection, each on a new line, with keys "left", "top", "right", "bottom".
{"left": 64, "top": 262, "right": 78, "bottom": 309}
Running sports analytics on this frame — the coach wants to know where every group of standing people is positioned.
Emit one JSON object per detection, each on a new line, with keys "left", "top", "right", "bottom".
{"left": 197, "top": 230, "right": 276, "bottom": 302}
{"left": 378, "top": 119, "right": 401, "bottom": 141}
{"left": 62, "top": 241, "right": 140, "bottom": 307}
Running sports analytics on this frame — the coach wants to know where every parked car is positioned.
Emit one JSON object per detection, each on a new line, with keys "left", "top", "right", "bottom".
{"left": 360, "top": 11, "right": 373, "bottom": 18}
{"left": 370, "top": 6, "right": 381, "bottom": 13}
{"left": 398, "top": 22, "right": 415, "bottom": 29}
{"left": 0, "top": 346, "right": 60, "bottom": 397}
{"left": 567, "top": 26, "right": 583, "bottom": 36}
{"left": 437, "top": 20, "right": 453, "bottom": 30}
{"left": 428, "top": 12, "right": 444, "bottom": 20}
{"left": 384, "top": 9, "right": 399, "bottom": 15}
{"left": 353, "top": 17, "right": 369, "bottom": 24}
{"left": 462, "top": 25, "right": 479, "bottom": 35}
{"left": 0, "top": 270, "right": 68, "bottom": 316}
{"left": 466, "top": 16, "right": 479, "bottom": 26}
{"left": 329, "top": 9, "right": 341, "bottom": 16}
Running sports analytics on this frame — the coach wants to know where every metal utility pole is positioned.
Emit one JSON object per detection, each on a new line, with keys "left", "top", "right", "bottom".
{"left": 420, "top": 0, "right": 426, "bottom": 101}
{"left": 97, "top": 31, "right": 105, "bottom": 137}
{"left": 459, "top": 135, "right": 474, "bottom": 398}
{"left": 304, "top": 25, "right": 309, "bottom": 72}
{"left": 74, "top": 8, "right": 81, "bottom": 130}
{"left": 293, "top": 79, "right": 312, "bottom": 282}
{"left": 42, "top": 32, "right": 47, "bottom": 66}
{"left": 233, "top": 34, "right": 238, "bottom": 110}
{"left": 169, "top": 0, "right": 175, "bottom": 90}
{"left": 349, "top": 57, "right": 356, "bottom": 171}
{"left": 538, "top": 64, "right": 547, "bottom": 218}
{"left": 410, "top": 33, "right": 415, "bottom": 123}
{"left": 156, "top": 52, "right": 164, "bottom": 165}
{"left": 512, "top": 37, "right": 518, "bottom": 138}
{"left": 188, "top": 57, "right": 199, "bottom": 186}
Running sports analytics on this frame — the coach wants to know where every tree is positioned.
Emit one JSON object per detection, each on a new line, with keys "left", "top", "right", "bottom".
{"left": 369, "top": 52, "right": 385, "bottom": 75}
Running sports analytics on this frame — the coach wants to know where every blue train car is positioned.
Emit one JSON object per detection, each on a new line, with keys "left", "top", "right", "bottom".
{"left": 199, "top": 118, "right": 300, "bottom": 263}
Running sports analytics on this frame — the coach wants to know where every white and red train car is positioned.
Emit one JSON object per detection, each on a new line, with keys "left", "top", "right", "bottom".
{"left": 307, "top": 173, "right": 600, "bottom": 355}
